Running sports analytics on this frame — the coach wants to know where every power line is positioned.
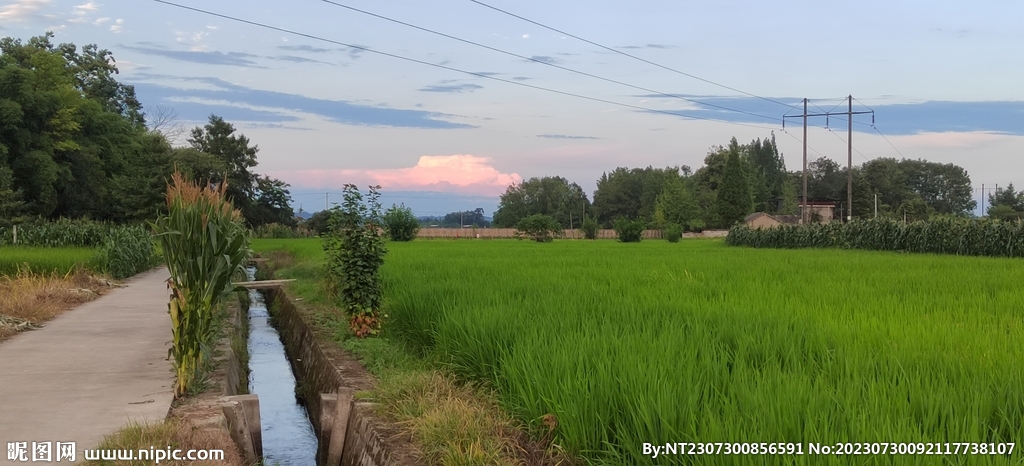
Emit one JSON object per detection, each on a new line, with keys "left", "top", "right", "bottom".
{"left": 468, "top": 0, "right": 800, "bottom": 111}
{"left": 853, "top": 97, "right": 907, "bottom": 159}
{"left": 319, "top": 0, "right": 782, "bottom": 124}
{"left": 151, "top": 0, "right": 775, "bottom": 131}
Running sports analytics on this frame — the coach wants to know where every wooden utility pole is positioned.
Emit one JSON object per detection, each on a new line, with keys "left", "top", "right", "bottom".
{"left": 783, "top": 97, "right": 873, "bottom": 224}
{"left": 802, "top": 98, "right": 808, "bottom": 224}
{"left": 847, "top": 95, "right": 853, "bottom": 221}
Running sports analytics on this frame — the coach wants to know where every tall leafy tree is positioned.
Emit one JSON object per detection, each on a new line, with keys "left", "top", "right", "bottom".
{"left": 716, "top": 149, "right": 752, "bottom": 227}
{"left": 592, "top": 166, "right": 679, "bottom": 226}
{"left": 188, "top": 115, "right": 258, "bottom": 212}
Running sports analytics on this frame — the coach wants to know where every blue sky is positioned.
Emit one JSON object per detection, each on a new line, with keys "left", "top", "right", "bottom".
{"left": 2, "top": 0, "right": 1023, "bottom": 216}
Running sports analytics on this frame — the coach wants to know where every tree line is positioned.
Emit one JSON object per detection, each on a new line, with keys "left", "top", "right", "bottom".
{"left": 0, "top": 34, "right": 294, "bottom": 228}
{"left": 494, "top": 135, "right": 981, "bottom": 230}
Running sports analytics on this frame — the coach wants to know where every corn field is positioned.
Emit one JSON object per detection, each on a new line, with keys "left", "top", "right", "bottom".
{"left": 726, "top": 218, "right": 1024, "bottom": 257}
{"left": 151, "top": 171, "right": 251, "bottom": 397}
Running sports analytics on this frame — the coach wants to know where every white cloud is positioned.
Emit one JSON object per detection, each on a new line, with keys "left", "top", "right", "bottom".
{"left": 93, "top": 17, "right": 109, "bottom": 25}
{"left": 522, "top": 34, "right": 529, "bottom": 39}
{"left": 0, "top": 0, "right": 50, "bottom": 22}
{"left": 73, "top": 2, "right": 99, "bottom": 12}
{"left": 109, "top": 17, "right": 122, "bottom": 33}
{"left": 175, "top": 29, "right": 208, "bottom": 51}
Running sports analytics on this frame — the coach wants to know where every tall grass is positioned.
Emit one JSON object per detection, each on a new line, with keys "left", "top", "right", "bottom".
{"left": 380, "top": 240, "right": 1024, "bottom": 465}
{"left": 152, "top": 172, "right": 251, "bottom": 398}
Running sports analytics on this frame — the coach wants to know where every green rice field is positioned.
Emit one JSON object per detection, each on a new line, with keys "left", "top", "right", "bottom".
{"left": 256, "top": 238, "right": 1024, "bottom": 465}
{"left": 0, "top": 246, "right": 100, "bottom": 276}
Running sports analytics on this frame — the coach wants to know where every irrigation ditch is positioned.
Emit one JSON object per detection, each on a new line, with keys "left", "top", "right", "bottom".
{"left": 228, "top": 265, "right": 419, "bottom": 466}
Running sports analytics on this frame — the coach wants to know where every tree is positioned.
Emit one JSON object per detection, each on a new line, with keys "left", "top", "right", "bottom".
{"left": 716, "top": 150, "right": 752, "bottom": 227}
{"left": 188, "top": 115, "right": 258, "bottom": 217}
{"left": 515, "top": 214, "right": 561, "bottom": 242}
{"left": 305, "top": 210, "right": 332, "bottom": 236}
{"left": 494, "top": 176, "right": 589, "bottom": 228}
{"left": 442, "top": 208, "right": 489, "bottom": 228}
{"left": 383, "top": 204, "right": 419, "bottom": 241}
{"left": 988, "top": 183, "right": 1024, "bottom": 214}
{"left": 251, "top": 175, "right": 296, "bottom": 227}
{"left": 592, "top": 166, "right": 681, "bottom": 226}
{"left": 0, "top": 165, "right": 27, "bottom": 227}
{"left": 653, "top": 177, "right": 700, "bottom": 231}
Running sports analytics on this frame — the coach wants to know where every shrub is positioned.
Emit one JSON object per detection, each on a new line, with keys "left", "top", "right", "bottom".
{"left": 515, "top": 214, "right": 561, "bottom": 242}
{"left": 383, "top": 204, "right": 420, "bottom": 242}
{"left": 687, "top": 218, "right": 706, "bottom": 232}
{"left": 582, "top": 215, "right": 599, "bottom": 240}
{"left": 323, "top": 184, "right": 387, "bottom": 337}
{"left": 664, "top": 223, "right": 683, "bottom": 243}
{"left": 613, "top": 217, "right": 645, "bottom": 243}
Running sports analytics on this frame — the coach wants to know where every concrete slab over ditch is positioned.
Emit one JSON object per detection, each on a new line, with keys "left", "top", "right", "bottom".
{"left": 0, "top": 268, "right": 174, "bottom": 463}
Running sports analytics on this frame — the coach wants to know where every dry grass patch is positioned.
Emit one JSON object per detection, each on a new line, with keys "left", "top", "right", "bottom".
{"left": 81, "top": 417, "right": 245, "bottom": 466}
{"left": 0, "top": 269, "right": 114, "bottom": 340}
{"left": 374, "top": 370, "right": 563, "bottom": 466}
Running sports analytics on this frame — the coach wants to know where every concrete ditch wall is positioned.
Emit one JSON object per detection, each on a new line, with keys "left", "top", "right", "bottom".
{"left": 264, "top": 288, "right": 409, "bottom": 466}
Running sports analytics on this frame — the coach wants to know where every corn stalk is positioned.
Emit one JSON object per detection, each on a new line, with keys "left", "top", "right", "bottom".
{"left": 151, "top": 171, "right": 251, "bottom": 397}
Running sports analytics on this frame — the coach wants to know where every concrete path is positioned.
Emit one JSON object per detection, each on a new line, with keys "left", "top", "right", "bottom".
{"left": 0, "top": 268, "right": 174, "bottom": 463}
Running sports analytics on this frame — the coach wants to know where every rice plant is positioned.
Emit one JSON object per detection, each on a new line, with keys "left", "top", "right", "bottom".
{"left": 151, "top": 171, "right": 251, "bottom": 398}
{"left": 380, "top": 240, "right": 1024, "bottom": 465}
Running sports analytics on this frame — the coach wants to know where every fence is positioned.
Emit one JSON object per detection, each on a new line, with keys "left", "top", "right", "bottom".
{"left": 415, "top": 228, "right": 729, "bottom": 240}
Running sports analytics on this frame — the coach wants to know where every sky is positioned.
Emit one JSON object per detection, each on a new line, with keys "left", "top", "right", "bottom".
{"left": 2, "top": 0, "right": 1023, "bottom": 217}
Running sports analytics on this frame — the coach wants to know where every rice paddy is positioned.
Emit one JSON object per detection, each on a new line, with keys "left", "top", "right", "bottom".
{"left": 254, "top": 238, "right": 1024, "bottom": 465}
{"left": 0, "top": 246, "right": 100, "bottom": 276}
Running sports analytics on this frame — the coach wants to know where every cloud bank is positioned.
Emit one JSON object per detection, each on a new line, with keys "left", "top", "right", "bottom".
{"left": 272, "top": 155, "right": 521, "bottom": 196}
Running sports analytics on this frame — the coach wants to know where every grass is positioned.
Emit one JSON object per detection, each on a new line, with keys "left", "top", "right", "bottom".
{"left": 377, "top": 239, "right": 1024, "bottom": 465}
{"left": 254, "top": 238, "right": 1024, "bottom": 465}
{"left": 0, "top": 246, "right": 100, "bottom": 276}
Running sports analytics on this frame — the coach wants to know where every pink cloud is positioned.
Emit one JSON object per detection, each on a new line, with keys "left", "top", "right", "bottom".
{"left": 271, "top": 154, "right": 522, "bottom": 196}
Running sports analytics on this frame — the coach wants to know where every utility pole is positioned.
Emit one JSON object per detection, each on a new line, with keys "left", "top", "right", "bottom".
{"left": 981, "top": 184, "right": 985, "bottom": 216}
{"left": 802, "top": 98, "right": 808, "bottom": 224}
{"left": 874, "top": 193, "right": 878, "bottom": 219}
{"left": 325, "top": 192, "right": 329, "bottom": 210}
{"left": 847, "top": 95, "right": 853, "bottom": 221}
{"left": 783, "top": 97, "right": 873, "bottom": 225}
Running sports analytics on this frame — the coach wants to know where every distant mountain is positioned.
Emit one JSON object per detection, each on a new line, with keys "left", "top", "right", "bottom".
{"left": 294, "top": 210, "right": 313, "bottom": 220}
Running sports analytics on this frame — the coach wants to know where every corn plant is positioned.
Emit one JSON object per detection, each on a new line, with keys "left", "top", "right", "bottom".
{"left": 726, "top": 217, "right": 1024, "bottom": 258}
{"left": 151, "top": 171, "right": 251, "bottom": 397}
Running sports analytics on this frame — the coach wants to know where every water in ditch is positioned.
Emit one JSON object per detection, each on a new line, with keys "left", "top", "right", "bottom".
{"left": 246, "top": 268, "right": 318, "bottom": 465}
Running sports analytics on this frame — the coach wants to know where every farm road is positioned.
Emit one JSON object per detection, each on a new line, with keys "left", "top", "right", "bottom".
{"left": 0, "top": 268, "right": 174, "bottom": 462}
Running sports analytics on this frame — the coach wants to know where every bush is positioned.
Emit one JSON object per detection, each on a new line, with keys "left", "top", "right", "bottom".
{"left": 613, "top": 217, "right": 645, "bottom": 243}
{"left": 383, "top": 204, "right": 420, "bottom": 242}
{"left": 664, "top": 223, "right": 683, "bottom": 243}
{"left": 100, "top": 225, "right": 155, "bottom": 279}
{"left": 515, "top": 214, "right": 561, "bottom": 242}
{"left": 687, "top": 219, "right": 706, "bottom": 232}
{"left": 323, "top": 184, "right": 387, "bottom": 337}
{"left": 582, "top": 215, "right": 599, "bottom": 240}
